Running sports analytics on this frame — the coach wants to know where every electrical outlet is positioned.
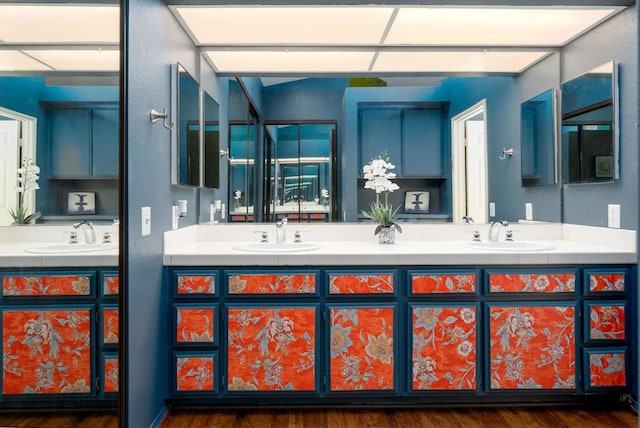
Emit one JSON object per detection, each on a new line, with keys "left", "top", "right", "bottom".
{"left": 608, "top": 204, "right": 620, "bottom": 229}
{"left": 525, "top": 203, "right": 533, "bottom": 221}
{"left": 141, "top": 207, "right": 151, "bottom": 236}
{"left": 489, "top": 202, "right": 495, "bottom": 217}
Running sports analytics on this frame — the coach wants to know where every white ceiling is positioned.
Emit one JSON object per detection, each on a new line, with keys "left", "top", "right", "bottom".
{"left": 0, "top": 3, "right": 626, "bottom": 74}
{"left": 172, "top": 4, "right": 624, "bottom": 75}
{"left": 0, "top": 4, "right": 119, "bottom": 72}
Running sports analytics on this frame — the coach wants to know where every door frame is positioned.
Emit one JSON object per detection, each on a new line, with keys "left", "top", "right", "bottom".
{"left": 451, "top": 99, "right": 487, "bottom": 224}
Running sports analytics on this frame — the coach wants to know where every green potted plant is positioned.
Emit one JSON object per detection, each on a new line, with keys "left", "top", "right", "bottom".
{"left": 361, "top": 153, "right": 402, "bottom": 244}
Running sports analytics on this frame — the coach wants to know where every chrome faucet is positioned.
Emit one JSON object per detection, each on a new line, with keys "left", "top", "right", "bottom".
{"left": 276, "top": 217, "right": 288, "bottom": 243}
{"left": 73, "top": 221, "right": 96, "bottom": 244}
{"left": 488, "top": 220, "right": 509, "bottom": 242}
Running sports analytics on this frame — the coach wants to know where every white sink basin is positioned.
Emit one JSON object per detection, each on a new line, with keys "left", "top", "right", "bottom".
{"left": 464, "top": 241, "right": 554, "bottom": 252}
{"left": 25, "top": 243, "right": 118, "bottom": 254}
{"left": 233, "top": 242, "right": 321, "bottom": 253}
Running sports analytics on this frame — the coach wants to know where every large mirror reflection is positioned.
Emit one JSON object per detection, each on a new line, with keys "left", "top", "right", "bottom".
{"left": 0, "top": 1, "right": 119, "bottom": 423}
{"left": 176, "top": 63, "right": 201, "bottom": 187}
{"left": 561, "top": 61, "right": 617, "bottom": 184}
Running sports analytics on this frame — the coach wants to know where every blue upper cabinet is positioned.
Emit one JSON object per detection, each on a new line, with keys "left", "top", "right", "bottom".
{"left": 359, "top": 107, "right": 402, "bottom": 174}
{"left": 359, "top": 105, "right": 443, "bottom": 178}
{"left": 91, "top": 107, "right": 119, "bottom": 178}
{"left": 48, "top": 103, "right": 119, "bottom": 179}
{"left": 402, "top": 108, "right": 442, "bottom": 177}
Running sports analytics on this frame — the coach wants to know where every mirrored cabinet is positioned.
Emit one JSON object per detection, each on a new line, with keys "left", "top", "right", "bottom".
{"left": 561, "top": 62, "right": 618, "bottom": 184}
{"left": 521, "top": 88, "right": 557, "bottom": 187}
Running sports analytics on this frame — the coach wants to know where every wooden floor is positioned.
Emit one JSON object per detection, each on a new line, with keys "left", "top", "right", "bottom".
{"left": 0, "top": 406, "right": 635, "bottom": 427}
{"left": 0, "top": 410, "right": 117, "bottom": 428}
{"left": 159, "top": 406, "right": 638, "bottom": 428}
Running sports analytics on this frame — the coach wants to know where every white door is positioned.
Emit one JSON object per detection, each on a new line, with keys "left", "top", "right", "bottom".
{"left": 451, "top": 100, "right": 488, "bottom": 224}
{"left": 465, "top": 120, "right": 487, "bottom": 224}
{"left": 0, "top": 120, "right": 19, "bottom": 226}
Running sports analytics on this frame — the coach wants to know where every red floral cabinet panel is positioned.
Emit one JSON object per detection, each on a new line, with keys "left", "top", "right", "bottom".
{"left": 102, "top": 306, "right": 119, "bottom": 345}
{"left": 102, "top": 274, "right": 119, "bottom": 296}
{"left": 329, "top": 273, "right": 394, "bottom": 294}
{"left": 329, "top": 306, "right": 395, "bottom": 392}
{"left": 588, "top": 272, "right": 625, "bottom": 293}
{"left": 176, "top": 354, "right": 216, "bottom": 392}
{"left": 488, "top": 273, "right": 575, "bottom": 293}
{"left": 176, "top": 274, "right": 215, "bottom": 295}
{"left": 586, "top": 350, "right": 627, "bottom": 389}
{"left": 489, "top": 305, "right": 576, "bottom": 390}
{"left": 228, "top": 273, "right": 316, "bottom": 294}
{"left": 3, "top": 274, "right": 92, "bottom": 296}
{"left": 227, "top": 307, "right": 316, "bottom": 391}
{"left": 102, "top": 354, "right": 119, "bottom": 394}
{"left": 411, "top": 273, "right": 476, "bottom": 294}
{"left": 588, "top": 303, "right": 625, "bottom": 341}
{"left": 176, "top": 306, "right": 215, "bottom": 344}
{"left": 411, "top": 306, "right": 476, "bottom": 390}
{"left": 2, "top": 308, "right": 93, "bottom": 394}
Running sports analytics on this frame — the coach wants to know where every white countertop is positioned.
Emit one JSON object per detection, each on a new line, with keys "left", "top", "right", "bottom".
{"left": 163, "top": 223, "right": 637, "bottom": 266}
{"left": 0, "top": 225, "right": 118, "bottom": 268}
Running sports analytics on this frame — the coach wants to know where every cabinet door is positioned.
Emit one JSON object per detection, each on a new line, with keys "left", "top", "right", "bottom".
{"left": 226, "top": 305, "right": 317, "bottom": 392}
{"left": 92, "top": 107, "right": 119, "bottom": 177}
{"left": 410, "top": 305, "right": 477, "bottom": 391}
{"left": 488, "top": 304, "right": 576, "bottom": 390}
{"left": 328, "top": 305, "right": 396, "bottom": 392}
{"left": 101, "top": 352, "right": 119, "bottom": 395}
{"left": 175, "top": 352, "right": 218, "bottom": 394}
{"left": 2, "top": 307, "right": 93, "bottom": 395}
{"left": 359, "top": 108, "right": 402, "bottom": 174}
{"left": 2, "top": 272, "right": 94, "bottom": 297}
{"left": 49, "top": 108, "right": 92, "bottom": 178}
{"left": 403, "top": 108, "right": 442, "bottom": 176}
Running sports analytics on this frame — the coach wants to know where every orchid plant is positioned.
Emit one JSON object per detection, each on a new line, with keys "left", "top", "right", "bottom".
{"left": 9, "top": 158, "right": 41, "bottom": 224}
{"left": 361, "top": 153, "right": 402, "bottom": 235}
{"left": 320, "top": 188, "right": 330, "bottom": 206}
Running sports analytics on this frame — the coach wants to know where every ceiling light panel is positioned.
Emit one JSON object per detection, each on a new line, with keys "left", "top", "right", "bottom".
{"left": 205, "top": 50, "right": 375, "bottom": 73}
{"left": 23, "top": 50, "right": 120, "bottom": 71}
{"left": 0, "top": 51, "right": 52, "bottom": 71}
{"left": 0, "top": 5, "right": 119, "bottom": 43}
{"left": 175, "top": 6, "right": 393, "bottom": 45}
{"left": 386, "top": 7, "right": 621, "bottom": 46}
{"left": 373, "top": 51, "right": 549, "bottom": 73}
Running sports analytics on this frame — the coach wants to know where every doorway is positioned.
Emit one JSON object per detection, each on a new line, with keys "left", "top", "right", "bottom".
{"left": 451, "top": 100, "right": 487, "bottom": 224}
{"left": 0, "top": 107, "right": 37, "bottom": 226}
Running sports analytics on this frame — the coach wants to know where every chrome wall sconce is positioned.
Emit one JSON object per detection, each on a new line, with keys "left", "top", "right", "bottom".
{"left": 499, "top": 147, "right": 514, "bottom": 160}
{"left": 150, "top": 108, "right": 175, "bottom": 129}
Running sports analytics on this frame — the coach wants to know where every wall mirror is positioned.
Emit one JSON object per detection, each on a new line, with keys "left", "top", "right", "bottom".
{"left": 203, "top": 90, "right": 220, "bottom": 189}
{"left": 561, "top": 61, "right": 618, "bottom": 184}
{"left": 175, "top": 62, "right": 200, "bottom": 187}
{"left": 521, "top": 88, "right": 557, "bottom": 186}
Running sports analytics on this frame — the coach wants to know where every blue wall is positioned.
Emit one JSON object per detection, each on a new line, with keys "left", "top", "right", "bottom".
{"left": 561, "top": 6, "right": 638, "bottom": 229}
{"left": 125, "top": 0, "right": 200, "bottom": 425}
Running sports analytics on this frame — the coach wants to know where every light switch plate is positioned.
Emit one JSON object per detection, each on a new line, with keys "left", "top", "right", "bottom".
{"left": 608, "top": 204, "right": 620, "bottom": 229}
{"left": 141, "top": 206, "right": 151, "bottom": 236}
{"left": 489, "top": 202, "right": 495, "bottom": 217}
{"left": 525, "top": 203, "right": 533, "bottom": 221}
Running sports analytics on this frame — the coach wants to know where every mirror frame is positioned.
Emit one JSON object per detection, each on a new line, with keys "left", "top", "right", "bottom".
{"left": 560, "top": 61, "right": 619, "bottom": 184}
